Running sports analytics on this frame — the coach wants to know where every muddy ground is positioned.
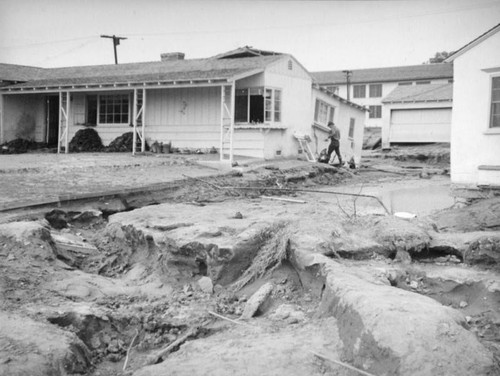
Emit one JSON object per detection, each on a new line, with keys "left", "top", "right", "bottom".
{"left": 1, "top": 148, "right": 500, "bottom": 376}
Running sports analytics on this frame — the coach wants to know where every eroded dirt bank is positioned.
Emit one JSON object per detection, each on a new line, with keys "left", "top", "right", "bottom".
{"left": 1, "top": 160, "right": 499, "bottom": 376}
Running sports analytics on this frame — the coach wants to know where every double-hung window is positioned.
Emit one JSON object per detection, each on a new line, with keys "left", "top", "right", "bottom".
{"left": 369, "top": 84, "right": 382, "bottom": 98}
{"left": 235, "top": 87, "right": 282, "bottom": 124}
{"left": 369, "top": 105, "right": 382, "bottom": 119}
{"left": 314, "top": 99, "right": 335, "bottom": 127}
{"left": 490, "top": 76, "right": 500, "bottom": 128}
{"left": 353, "top": 85, "right": 366, "bottom": 98}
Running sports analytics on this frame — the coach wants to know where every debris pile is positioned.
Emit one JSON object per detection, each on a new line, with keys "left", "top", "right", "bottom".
{"left": 107, "top": 132, "right": 149, "bottom": 152}
{"left": 69, "top": 128, "right": 104, "bottom": 152}
{"left": 0, "top": 138, "right": 42, "bottom": 154}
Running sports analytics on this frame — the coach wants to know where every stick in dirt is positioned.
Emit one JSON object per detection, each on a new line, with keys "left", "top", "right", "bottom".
{"left": 144, "top": 326, "right": 201, "bottom": 366}
{"left": 310, "top": 351, "right": 377, "bottom": 376}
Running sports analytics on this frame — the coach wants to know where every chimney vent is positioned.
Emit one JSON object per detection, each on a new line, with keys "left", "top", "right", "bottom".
{"left": 161, "top": 52, "right": 185, "bottom": 62}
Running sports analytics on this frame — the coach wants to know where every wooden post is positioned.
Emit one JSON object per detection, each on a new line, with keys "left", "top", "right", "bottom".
{"left": 132, "top": 88, "right": 137, "bottom": 155}
{"left": 220, "top": 85, "right": 224, "bottom": 161}
{"left": 0, "top": 94, "right": 4, "bottom": 145}
{"left": 229, "top": 82, "right": 235, "bottom": 165}
{"left": 64, "top": 91, "right": 70, "bottom": 154}
{"left": 141, "top": 88, "right": 146, "bottom": 152}
{"left": 57, "top": 92, "right": 62, "bottom": 154}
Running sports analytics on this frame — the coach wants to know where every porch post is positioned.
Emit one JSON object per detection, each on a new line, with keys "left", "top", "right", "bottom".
{"left": 132, "top": 88, "right": 137, "bottom": 155}
{"left": 64, "top": 91, "right": 70, "bottom": 154}
{"left": 0, "top": 94, "right": 4, "bottom": 144}
{"left": 220, "top": 85, "right": 224, "bottom": 161}
{"left": 229, "top": 82, "right": 235, "bottom": 165}
{"left": 141, "top": 88, "right": 146, "bottom": 152}
{"left": 57, "top": 92, "right": 62, "bottom": 154}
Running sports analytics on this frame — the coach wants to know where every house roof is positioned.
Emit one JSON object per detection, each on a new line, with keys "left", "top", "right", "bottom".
{"left": 0, "top": 63, "right": 46, "bottom": 82}
{"left": 1, "top": 54, "right": 284, "bottom": 92}
{"left": 211, "top": 46, "right": 282, "bottom": 59}
{"left": 382, "top": 83, "right": 453, "bottom": 104}
{"left": 445, "top": 23, "right": 500, "bottom": 62}
{"left": 312, "top": 63, "right": 453, "bottom": 85}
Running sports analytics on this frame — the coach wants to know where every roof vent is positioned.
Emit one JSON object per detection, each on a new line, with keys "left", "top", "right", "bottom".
{"left": 161, "top": 52, "right": 185, "bottom": 62}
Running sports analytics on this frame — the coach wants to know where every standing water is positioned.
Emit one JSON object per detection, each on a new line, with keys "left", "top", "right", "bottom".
{"left": 381, "top": 184, "right": 456, "bottom": 216}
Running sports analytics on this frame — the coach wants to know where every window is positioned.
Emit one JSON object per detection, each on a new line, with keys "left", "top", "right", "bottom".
{"left": 98, "top": 94, "right": 130, "bottom": 124}
{"left": 314, "top": 99, "right": 335, "bottom": 126}
{"left": 288, "top": 60, "right": 293, "bottom": 70}
{"left": 369, "top": 84, "right": 382, "bottom": 98}
{"left": 369, "top": 105, "right": 382, "bottom": 119}
{"left": 398, "top": 82, "right": 412, "bottom": 86}
{"left": 353, "top": 85, "right": 366, "bottom": 98}
{"left": 325, "top": 85, "right": 339, "bottom": 95}
{"left": 348, "top": 118, "right": 355, "bottom": 139}
{"left": 490, "top": 76, "right": 500, "bottom": 128}
{"left": 235, "top": 87, "right": 281, "bottom": 124}
{"left": 416, "top": 81, "right": 431, "bottom": 85}
{"left": 87, "top": 96, "right": 98, "bottom": 125}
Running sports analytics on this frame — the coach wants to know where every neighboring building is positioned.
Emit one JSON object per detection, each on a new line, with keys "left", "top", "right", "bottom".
{"left": 0, "top": 47, "right": 366, "bottom": 164}
{"left": 381, "top": 83, "right": 452, "bottom": 147}
{"left": 445, "top": 23, "right": 500, "bottom": 187}
{"left": 312, "top": 64, "right": 453, "bottom": 128}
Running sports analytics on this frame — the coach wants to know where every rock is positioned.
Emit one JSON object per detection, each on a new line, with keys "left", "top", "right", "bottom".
{"left": 241, "top": 283, "right": 274, "bottom": 319}
{"left": 313, "top": 255, "right": 497, "bottom": 376}
{"left": 233, "top": 212, "right": 243, "bottom": 219}
{"left": 459, "top": 301, "right": 468, "bottom": 308}
{"left": 269, "top": 304, "right": 305, "bottom": 323}
{"left": 0, "top": 311, "right": 91, "bottom": 375}
{"left": 409, "top": 280, "right": 419, "bottom": 289}
{"left": 372, "top": 216, "right": 430, "bottom": 256}
{"left": 45, "top": 209, "right": 70, "bottom": 229}
{"left": 197, "top": 276, "right": 213, "bottom": 294}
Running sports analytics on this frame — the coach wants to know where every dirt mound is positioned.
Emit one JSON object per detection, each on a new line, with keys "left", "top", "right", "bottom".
{"left": 69, "top": 128, "right": 104, "bottom": 152}
{"left": 107, "top": 131, "right": 138, "bottom": 152}
{"left": 90, "top": 223, "right": 170, "bottom": 277}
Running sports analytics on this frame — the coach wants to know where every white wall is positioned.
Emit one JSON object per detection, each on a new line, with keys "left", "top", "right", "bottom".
{"left": 334, "top": 79, "right": 450, "bottom": 128}
{"left": 311, "top": 89, "right": 365, "bottom": 165}
{"left": 381, "top": 102, "right": 451, "bottom": 147}
{"left": 2, "top": 94, "right": 45, "bottom": 142}
{"left": 451, "top": 31, "right": 500, "bottom": 186}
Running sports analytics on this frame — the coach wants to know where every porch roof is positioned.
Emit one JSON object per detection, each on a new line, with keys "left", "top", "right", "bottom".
{"left": 1, "top": 55, "right": 282, "bottom": 92}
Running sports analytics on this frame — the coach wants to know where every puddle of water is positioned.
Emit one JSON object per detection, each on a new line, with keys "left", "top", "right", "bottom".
{"left": 381, "top": 184, "right": 456, "bottom": 216}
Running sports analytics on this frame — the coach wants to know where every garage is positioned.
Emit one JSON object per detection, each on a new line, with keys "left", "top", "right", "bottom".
{"left": 389, "top": 107, "right": 451, "bottom": 143}
{"left": 381, "top": 83, "right": 453, "bottom": 146}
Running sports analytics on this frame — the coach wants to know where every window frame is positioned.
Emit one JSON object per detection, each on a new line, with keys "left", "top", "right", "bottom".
{"left": 314, "top": 98, "right": 335, "bottom": 127}
{"left": 353, "top": 84, "right": 366, "bottom": 98}
{"left": 369, "top": 84, "right": 382, "bottom": 98}
{"left": 368, "top": 105, "right": 382, "bottom": 119}
{"left": 489, "top": 75, "right": 500, "bottom": 129}
{"left": 348, "top": 118, "right": 355, "bottom": 139}
{"left": 95, "top": 93, "right": 131, "bottom": 126}
{"left": 234, "top": 86, "right": 282, "bottom": 124}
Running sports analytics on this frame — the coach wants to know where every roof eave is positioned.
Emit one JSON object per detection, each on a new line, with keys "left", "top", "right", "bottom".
{"left": 445, "top": 23, "right": 500, "bottom": 62}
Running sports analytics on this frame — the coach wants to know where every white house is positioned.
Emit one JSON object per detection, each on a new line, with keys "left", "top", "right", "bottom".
{"left": 312, "top": 64, "right": 453, "bottom": 128}
{"left": 0, "top": 47, "right": 366, "bottom": 164}
{"left": 445, "top": 23, "right": 500, "bottom": 187}
{"left": 381, "top": 83, "right": 452, "bottom": 147}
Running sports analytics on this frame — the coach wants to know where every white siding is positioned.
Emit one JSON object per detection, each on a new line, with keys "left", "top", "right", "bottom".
{"left": 451, "top": 30, "right": 500, "bottom": 186}
{"left": 146, "top": 86, "right": 220, "bottom": 149}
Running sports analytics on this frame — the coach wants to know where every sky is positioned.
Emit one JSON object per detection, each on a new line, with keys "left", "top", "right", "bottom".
{"left": 0, "top": 0, "right": 499, "bottom": 72}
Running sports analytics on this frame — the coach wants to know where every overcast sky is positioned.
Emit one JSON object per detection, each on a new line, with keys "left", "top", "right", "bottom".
{"left": 0, "top": 0, "right": 499, "bottom": 71}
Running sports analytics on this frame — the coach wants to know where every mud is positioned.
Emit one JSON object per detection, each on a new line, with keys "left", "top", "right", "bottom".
{"left": 1, "top": 155, "right": 500, "bottom": 376}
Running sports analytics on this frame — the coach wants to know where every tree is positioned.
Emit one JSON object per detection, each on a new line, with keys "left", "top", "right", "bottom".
{"left": 425, "top": 51, "right": 453, "bottom": 64}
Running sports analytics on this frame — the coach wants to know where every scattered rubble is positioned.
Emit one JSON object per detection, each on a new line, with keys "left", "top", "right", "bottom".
{"left": 68, "top": 128, "right": 104, "bottom": 152}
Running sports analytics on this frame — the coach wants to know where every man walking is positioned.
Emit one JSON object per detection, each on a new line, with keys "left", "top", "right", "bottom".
{"left": 325, "top": 121, "right": 343, "bottom": 165}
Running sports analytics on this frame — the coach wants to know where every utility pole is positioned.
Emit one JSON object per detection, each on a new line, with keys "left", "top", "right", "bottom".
{"left": 342, "top": 70, "right": 352, "bottom": 101}
{"left": 100, "top": 35, "right": 127, "bottom": 64}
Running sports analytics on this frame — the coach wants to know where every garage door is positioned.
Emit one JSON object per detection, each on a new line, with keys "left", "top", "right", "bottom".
{"left": 389, "top": 108, "right": 451, "bottom": 143}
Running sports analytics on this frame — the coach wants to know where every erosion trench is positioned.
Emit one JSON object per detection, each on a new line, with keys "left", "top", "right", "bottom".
{"left": 1, "top": 163, "right": 500, "bottom": 376}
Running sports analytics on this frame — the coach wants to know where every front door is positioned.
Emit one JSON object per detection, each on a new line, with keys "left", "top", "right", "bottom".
{"left": 46, "top": 96, "right": 59, "bottom": 146}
